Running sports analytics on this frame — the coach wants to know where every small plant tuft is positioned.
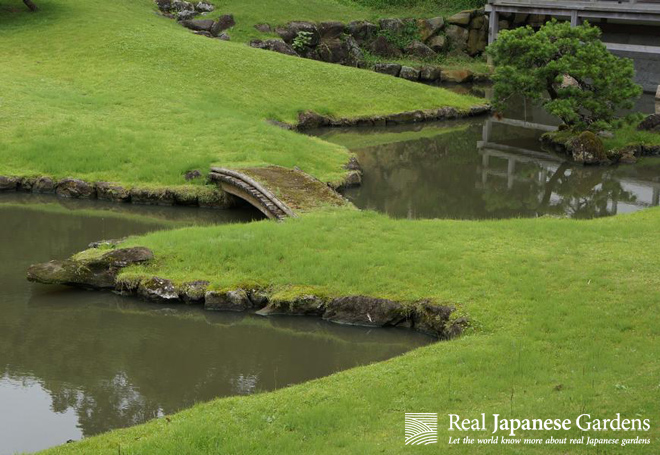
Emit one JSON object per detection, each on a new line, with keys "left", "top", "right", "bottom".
{"left": 292, "top": 31, "right": 313, "bottom": 51}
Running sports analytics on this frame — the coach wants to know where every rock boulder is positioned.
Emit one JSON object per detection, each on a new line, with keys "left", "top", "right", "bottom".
{"left": 405, "top": 40, "right": 436, "bottom": 59}
{"left": 569, "top": 131, "right": 608, "bottom": 164}
{"left": 417, "top": 16, "right": 444, "bottom": 41}
{"left": 33, "top": 177, "right": 56, "bottom": 193}
{"left": 181, "top": 19, "right": 215, "bottom": 32}
{"left": 441, "top": 69, "right": 473, "bottom": 83}
{"left": 427, "top": 34, "right": 447, "bottom": 52}
{"left": 0, "top": 176, "right": 18, "bottom": 192}
{"left": 277, "top": 21, "right": 320, "bottom": 46}
{"left": 211, "top": 14, "right": 235, "bottom": 35}
{"left": 56, "top": 178, "right": 96, "bottom": 199}
{"left": 379, "top": 18, "right": 405, "bottom": 34}
{"left": 374, "top": 63, "right": 402, "bottom": 77}
{"left": 96, "top": 182, "right": 130, "bottom": 202}
{"left": 318, "top": 21, "right": 345, "bottom": 40}
{"left": 447, "top": 10, "right": 473, "bottom": 26}
{"left": 323, "top": 296, "right": 408, "bottom": 327}
{"left": 399, "top": 66, "right": 420, "bottom": 81}
{"left": 205, "top": 289, "right": 255, "bottom": 311}
{"left": 250, "top": 39, "right": 299, "bottom": 56}
{"left": 637, "top": 113, "right": 660, "bottom": 133}
{"left": 27, "top": 247, "right": 154, "bottom": 290}
{"left": 195, "top": 1, "right": 214, "bottom": 12}
{"left": 368, "top": 35, "right": 402, "bottom": 58}
{"left": 445, "top": 24, "right": 469, "bottom": 52}
{"left": 346, "top": 20, "right": 378, "bottom": 43}
{"left": 138, "top": 277, "right": 179, "bottom": 301}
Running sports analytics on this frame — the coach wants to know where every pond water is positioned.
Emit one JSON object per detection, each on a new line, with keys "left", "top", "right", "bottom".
{"left": 0, "top": 195, "right": 432, "bottom": 455}
{"left": 314, "top": 92, "right": 660, "bottom": 220}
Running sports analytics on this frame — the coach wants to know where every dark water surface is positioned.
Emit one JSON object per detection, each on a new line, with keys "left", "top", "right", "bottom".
{"left": 315, "top": 93, "right": 660, "bottom": 220}
{"left": 0, "top": 195, "right": 431, "bottom": 454}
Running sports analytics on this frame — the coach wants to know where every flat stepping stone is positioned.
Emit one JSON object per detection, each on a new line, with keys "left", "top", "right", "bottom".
{"left": 209, "top": 166, "right": 348, "bottom": 219}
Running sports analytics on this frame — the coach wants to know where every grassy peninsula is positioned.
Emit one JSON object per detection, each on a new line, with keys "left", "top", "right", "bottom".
{"left": 0, "top": 0, "right": 480, "bottom": 188}
{"left": 42, "top": 207, "right": 660, "bottom": 454}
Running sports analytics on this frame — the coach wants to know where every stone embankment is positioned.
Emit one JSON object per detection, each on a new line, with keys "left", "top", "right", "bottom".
{"left": 249, "top": 11, "right": 492, "bottom": 84}
{"left": 27, "top": 243, "right": 467, "bottom": 339}
{"left": 0, "top": 175, "right": 233, "bottom": 207}
{"left": 295, "top": 105, "right": 491, "bottom": 130}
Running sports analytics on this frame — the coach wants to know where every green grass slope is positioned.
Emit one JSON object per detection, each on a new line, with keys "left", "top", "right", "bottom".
{"left": 0, "top": 0, "right": 480, "bottom": 187}
{"left": 41, "top": 208, "right": 660, "bottom": 454}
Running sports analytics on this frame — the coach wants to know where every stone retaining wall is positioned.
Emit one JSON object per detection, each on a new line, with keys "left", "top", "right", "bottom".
{"left": 295, "top": 104, "right": 492, "bottom": 130}
{"left": 0, "top": 175, "right": 234, "bottom": 208}
{"left": 27, "top": 244, "right": 468, "bottom": 339}
{"left": 247, "top": 10, "right": 557, "bottom": 85}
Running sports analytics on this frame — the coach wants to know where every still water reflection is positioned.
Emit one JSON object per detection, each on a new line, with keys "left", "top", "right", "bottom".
{"left": 315, "top": 95, "right": 660, "bottom": 220}
{"left": 0, "top": 196, "right": 431, "bottom": 454}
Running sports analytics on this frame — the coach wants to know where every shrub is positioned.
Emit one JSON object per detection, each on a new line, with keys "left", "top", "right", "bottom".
{"left": 487, "top": 20, "right": 642, "bottom": 131}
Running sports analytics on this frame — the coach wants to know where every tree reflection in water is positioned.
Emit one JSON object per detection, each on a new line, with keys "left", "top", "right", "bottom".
{"left": 333, "top": 121, "right": 659, "bottom": 220}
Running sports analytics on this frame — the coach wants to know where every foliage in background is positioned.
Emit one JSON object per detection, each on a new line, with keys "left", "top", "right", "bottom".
{"left": 487, "top": 20, "right": 642, "bottom": 131}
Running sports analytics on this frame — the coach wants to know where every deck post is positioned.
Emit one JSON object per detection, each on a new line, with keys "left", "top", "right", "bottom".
{"left": 488, "top": 8, "right": 500, "bottom": 45}
{"left": 570, "top": 10, "right": 579, "bottom": 27}
{"left": 487, "top": 9, "right": 499, "bottom": 66}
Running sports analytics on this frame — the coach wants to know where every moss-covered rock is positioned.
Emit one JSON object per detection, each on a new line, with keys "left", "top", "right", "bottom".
{"left": 570, "top": 131, "right": 608, "bottom": 164}
{"left": 137, "top": 276, "right": 179, "bottom": 301}
{"left": 27, "top": 247, "right": 154, "bottom": 289}
{"left": 205, "top": 289, "right": 261, "bottom": 312}
{"left": 323, "top": 295, "right": 409, "bottom": 327}
{"left": 542, "top": 130, "right": 610, "bottom": 165}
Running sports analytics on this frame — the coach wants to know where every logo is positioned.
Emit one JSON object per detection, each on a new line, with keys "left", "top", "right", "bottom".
{"left": 405, "top": 413, "right": 438, "bottom": 445}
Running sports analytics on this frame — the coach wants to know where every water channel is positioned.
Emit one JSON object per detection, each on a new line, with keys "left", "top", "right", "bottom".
{"left": 314, "top": 91, "right": 660, "bottom": 219}
{"left": 2, "top": 91, "right": 659, "bottom": 454}
{"left": 0, "top": 196, "right": 431, "bottom": 454}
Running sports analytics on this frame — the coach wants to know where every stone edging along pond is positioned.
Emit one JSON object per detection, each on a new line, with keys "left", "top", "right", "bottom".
{"left": 0, "top": 175, "right": 235, "bottom": 208}
{"left": 27, "top": 244, "right": 468, "bottom": 339}
{"left": 295, "top": 104, "right": 492, "bottom": 130}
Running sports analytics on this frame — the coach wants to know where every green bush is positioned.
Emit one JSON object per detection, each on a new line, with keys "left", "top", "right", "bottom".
{"left": 487, "top": 20, "right": 642, "bottom": 131}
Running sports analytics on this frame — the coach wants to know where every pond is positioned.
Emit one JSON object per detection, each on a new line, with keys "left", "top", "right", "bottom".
{"left": 314, "top": 91, "right": 660, "bottom": 220}
{"left": 0, "top": 195, "right": 432, "bottom": 455}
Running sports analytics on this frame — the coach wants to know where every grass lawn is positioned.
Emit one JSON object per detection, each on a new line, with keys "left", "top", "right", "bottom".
{"left": 0, "top": 0, "right": 481, "bottom": 188}
{"left": 40, "top": 207, "right": 660, "bottom": 454}
{"left": 602, "top": 122, "right": 660, "bottom": 152}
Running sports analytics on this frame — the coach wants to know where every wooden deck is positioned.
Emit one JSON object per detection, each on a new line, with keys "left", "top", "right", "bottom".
{"left": 487, "top": 0, "right": 660, "bottom": 54}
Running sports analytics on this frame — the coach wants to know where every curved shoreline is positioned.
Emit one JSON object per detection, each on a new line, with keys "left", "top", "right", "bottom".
{"left": 26, "top": 244, "right": 466, "bottom": 339}
{"left": 295, "top": 104, "right": 491, "bottom": 130}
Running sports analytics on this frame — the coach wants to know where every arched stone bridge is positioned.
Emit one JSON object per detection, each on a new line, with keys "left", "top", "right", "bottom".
{"left": 209, "top": 166, "right": 350, "bottom": 220}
